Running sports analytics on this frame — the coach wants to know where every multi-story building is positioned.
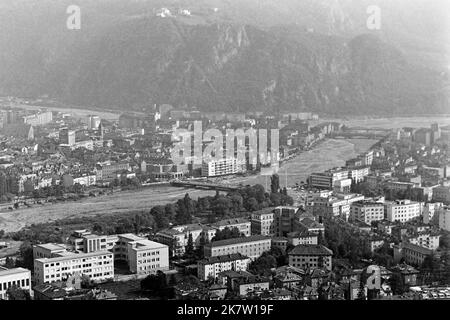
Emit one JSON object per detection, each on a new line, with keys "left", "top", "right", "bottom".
{"left": 422, "top": 202, "right": 443, "bottom": 224}
{"left": 127, "top": 239, "right": 170, "bottom": 275}
{"left": 96, "top": 162, "right": 130, "bottom": 182}
{"left": 0, "top": 267, "right": 32, "bottom": 300}
{"left": 385, "top": 200, "right": 421, "bottom": 223}
{"left": 273, "top": 206, "right": 299, "bottom": 237}
{"left": 407, "top": 233, "right": 440, "bottom": 250}
{"left": 286, "top": 231, "right": 319, "bottom": 246}
{"left": 197, "top": 253, "right": 250, "bottom": 281}
{"left": 87, "top": 115, "right": 101, "bottom": 130}
{"left": 288, "top": 245, "right": 333, "bottom": 271}
{"left": 348, "top": 167, "right": 370, "bottom": 184}
{"left": 438, "top": 207, "right": 450, "bottom": 231}
{"left": 59, "top": 128, "right": 76, "bottom": 146}
{"left": 250, "top": 209, "right": 275, "bottom": 236}
{"left": 212, "top": 218, "right": 251, "bottom": 237}
{"left": 34, "top": 250, "right": 114, "bottom": 285}
{"left": 201, "top": 158, "right": 244, "bottom": 177}
{"left": 350, "top": 201, "right": 385, "bottom": 224}
{"left": 22, "top": 111, "right": 53, "bottom": 126}
{"left": 308, "top": 169, "right": 349, "bottom": 190}
{"left": 204, "top": 236, "right": 271, "bottom": 260}
{"left": 400, "top": 242, "right": 433, "bottom": 266}
{"left": 432, "top": 186, "right": 450, "bottom": 203}
{"left": 155, "top": 224, "right": 216, "bottom": 256}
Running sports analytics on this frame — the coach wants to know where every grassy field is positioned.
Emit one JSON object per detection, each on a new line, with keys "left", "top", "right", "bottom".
{"left": 0, "top": 186, "right": 216, "bottom": 233}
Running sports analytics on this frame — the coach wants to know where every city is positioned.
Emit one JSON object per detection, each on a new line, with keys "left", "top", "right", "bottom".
{"left": 0, "top": 96, "right": 449, "bottom": 301}
{"left": 0, "top": 0, "right": 449, "bottom": 315}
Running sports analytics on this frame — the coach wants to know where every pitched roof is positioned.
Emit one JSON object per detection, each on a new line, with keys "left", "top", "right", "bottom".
{"left": 206, "top": 235, "right": 270, "bottom": 248}
{"left": 288, "top": 244, "right": 333, "bottom": 256}
{"left": 198, "top": 253, "right": 249, "bottom": 265}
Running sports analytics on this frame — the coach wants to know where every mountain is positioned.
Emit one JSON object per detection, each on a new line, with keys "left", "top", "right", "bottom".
{"left": 0, "top": 0, "right": 448, "bottom": 115}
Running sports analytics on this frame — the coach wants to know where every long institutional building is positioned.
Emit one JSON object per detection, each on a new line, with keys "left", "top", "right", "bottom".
{"left": 33, "top": 230, "right": 169, "bottom": 285}
{"left": 204, "top": 235, "right": 272, "bottom": 260}
{"left": 0, "top": 267, "right": 32, "bottom": 300}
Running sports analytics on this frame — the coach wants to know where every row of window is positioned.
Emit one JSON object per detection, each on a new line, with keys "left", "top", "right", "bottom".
{"left": 0, "top": 278, "right": 30, "bottom": 291}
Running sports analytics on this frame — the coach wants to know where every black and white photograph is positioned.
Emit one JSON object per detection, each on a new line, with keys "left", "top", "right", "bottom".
{"left": 0, "top": 0, "right": 449, "bottom": 314}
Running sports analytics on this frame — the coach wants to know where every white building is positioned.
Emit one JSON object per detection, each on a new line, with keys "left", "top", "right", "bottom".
{"left": 127, "top": 239, "right": 170, "bottom": 275}
{"left": 350, "top": 201, "right": 385, "bottom": 224}
{"left": 201, "top": 158, "right": 244, "bottom": 177}
{"left": 251, "top": 210, "right": 275, "bottom": 236}
{"left": 385, "top": 200, "right": 421, "bottom": 223}
{"left": 197, "top": 253, "right": 250, "bottom": 281}
{"left": 0, "top": 267, "right": 32, "bottom": 300}
{"left": 422, "top": 202, "right": 443, "bottom": 224}
{"left": 34, "top": 250, "right": 114, "bottom": 285}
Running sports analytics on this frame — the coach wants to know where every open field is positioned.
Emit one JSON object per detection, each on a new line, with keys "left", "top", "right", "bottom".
{"left": 0, "top": 187, "right": 216, "bottom": 233}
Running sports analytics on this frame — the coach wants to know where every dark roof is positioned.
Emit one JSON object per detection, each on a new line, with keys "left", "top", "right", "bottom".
{"left": 206, "top": 235, "right": 270, "bottom": 248}
{"left": 288, "top": 244, "right": 333, "bottom": 256}
{"left": 33, "top": 284, "right": 67, "bottom": 299}
{"left": 198, "top": 253, "right": 249, "bottom": 265}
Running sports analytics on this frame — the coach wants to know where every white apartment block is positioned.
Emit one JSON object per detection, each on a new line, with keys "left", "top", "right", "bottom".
{"left": 385, "top": 200, "right": 421, "bottom": 223}
{"left": 348, "top": 166, "right": 370, "bottom": 184}
{"left": 204, "top": 236, "right": 271, "bottom": 260}
{"left": 201, "top": 158, "right": 244, "bottom": 177}
{"left": 34, "top": 250, "right": 114, "bottom": 285}
{"left": 350, "top": 201, "right": 385, "bottom": 224}
{"left": 197, "top": 253, "right": 250, "bottom": 281}
{"left": 0, "top": 267, "right": 32, "bottom": 300}
{"left": 127, "top": 239, "right": 169, "bottom": 275}
{"left": 438, "top": 207, "right": 450, "bottom": 231}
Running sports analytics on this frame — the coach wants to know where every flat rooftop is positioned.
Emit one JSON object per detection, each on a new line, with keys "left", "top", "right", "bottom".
{"left": 35, "top": 250, "right": 112, "bottom": 263}
{"left": 0, "top": 267, "right": 31, "bottom": 277}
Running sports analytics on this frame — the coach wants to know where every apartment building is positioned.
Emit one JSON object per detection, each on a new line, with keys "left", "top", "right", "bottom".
{"left": 0, "top": 267, "right": 32, "bottom": 300}
{"left": 34, "top": 250, "right": 114, "bottom": 285}
{"left": 288, "top": 244, "right": 333, "bottom": 271}
{"left": 348, "top": 166, "right": 370, "bottom": 184}
{"left": 407, "top": 233, "right": 440, "bottom": 250}
{"left": 212, "top": 218, "right": 251, "bottom": 237}
{"left": 250, "top": 209, "right": 275, "bottom": 236}
{"left": 350, "top": 201, "right": 385, "bottom": 224}
{"left": 155, "top": 224, "right": 216, "bottom": 256}
{"left": 127, "top": 239, "right": 170, "bottom": 275}
{"left": 422, "top": 202, "right": 443, "bottom": 224}
{"left": 385, "top": 200, "right": 421, "bottom": 223}
{"left": 400, "top": 242, "right": 433, "bottom": 266}
{"left": 197, "top": 253, "right": 250, "bottom": 281}
{"left": 438, "top": 207, "right": 450, "bottom": 231}
{"left": 201, "top": 158, "right": 244, "bottom": 177}
{"left": 204, "top": 236, "right": 271, "bottom": 260}
{"left": 273, "top": 206, "right": 300, "bottom": 237}
{"left": 432, "top": 186, "right": 450, "bottom": 203}
{"left": 308, "top": 169, "right": 349, "bottom": 190}
{"left": 286, "top": 231, "right": 319, "bottom": 246}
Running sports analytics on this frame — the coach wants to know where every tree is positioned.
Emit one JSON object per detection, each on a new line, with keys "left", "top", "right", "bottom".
{"left": 5, "top": 256, "right": 15, "bottom": 268}
{"left": 212, "top": 227, "right": 242, "bottom": 241}
{"left": 141, "top": 271, "right": 170, "bottom": 299}
{"left": 389, "top": 272, "right": 405, "bottom": 295}
{"left": 186, "top": 233, "right": 194, "bottom": 256}
{"left": 7, "top": 285, "right": 31, "bottom": 300}
{"left": 0, "top": 229, "right": 4, "bottom": 238}
{"left": 15, "top": 242, "right": 34, "bottom": 271}
{"left": 245, "top": 197, "right": 260, "bottom": 212}
{"left": 151, "top": 206, "right": 170, "bottom": 230}
{"left": 248, "top": 252, "right": 277, "bottom": 276}
{"left": 271, "top": 174, "right": 280, "bottom": 193}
